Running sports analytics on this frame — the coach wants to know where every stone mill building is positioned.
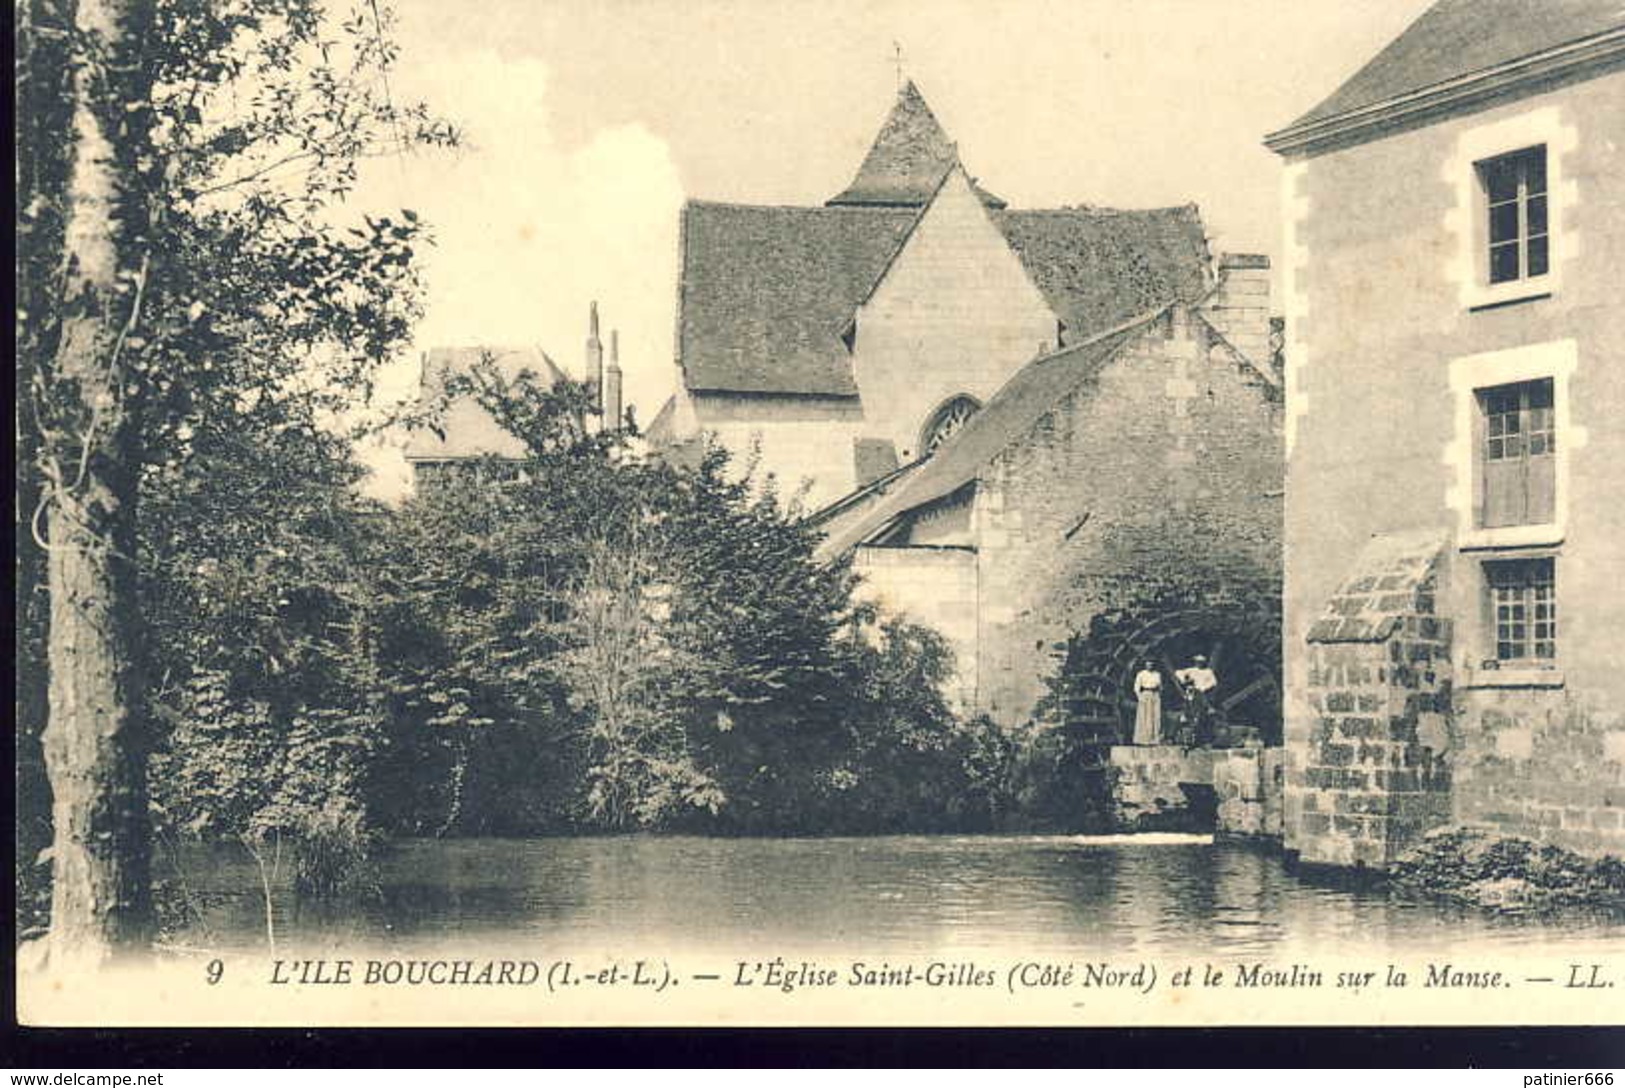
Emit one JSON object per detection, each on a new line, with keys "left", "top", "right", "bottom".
{"left": 1267, "top": 0, "right": 1625, "bottom": 869}
{"left": 652, "top": 80, "right": 1286, "bottom": 729}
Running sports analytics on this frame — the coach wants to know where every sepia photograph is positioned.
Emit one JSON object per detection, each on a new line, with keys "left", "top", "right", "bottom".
{"left": 13, "top": 0, "right": 1625, "bottom": 1031}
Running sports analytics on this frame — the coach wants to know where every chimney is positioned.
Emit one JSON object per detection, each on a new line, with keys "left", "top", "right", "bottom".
{"left": 586, "top": 301, "right": 604, "bottom": 413}
{"left": 605, "top": 328, "right": 624, "bottom": 432}
{"left": 1207, "top": 254, "right": 1272, "bottom": 367}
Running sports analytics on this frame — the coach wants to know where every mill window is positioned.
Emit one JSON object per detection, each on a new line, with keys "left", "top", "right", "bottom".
{"left": 1477, "top": 378, "right": 1555, "bottom": 528}
{"left": 1477, "top": 146, "right": 1548, "bottom": 286}
{"left": 1484, "top": 558, "right": 1556, "bottom": 664}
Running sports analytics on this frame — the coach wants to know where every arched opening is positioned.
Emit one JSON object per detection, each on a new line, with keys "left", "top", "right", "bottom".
{"left": 918, "top": 394, "right": 981, "bottom": 457}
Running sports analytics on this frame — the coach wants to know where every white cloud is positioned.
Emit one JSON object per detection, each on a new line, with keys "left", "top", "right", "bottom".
{"left": 350, "top": 50, "right": 685, "bottom": 500}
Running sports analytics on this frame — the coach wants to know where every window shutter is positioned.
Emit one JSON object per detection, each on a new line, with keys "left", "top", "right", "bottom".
{"left": 1478, "top": 379, "right": 1555, "bottom": 528}
{"left": 1482, "top": 458, "right": 1524, "bottom": 527}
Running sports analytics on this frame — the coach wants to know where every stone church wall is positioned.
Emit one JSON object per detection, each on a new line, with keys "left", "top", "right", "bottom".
{"left": 691, "top": 393, "right": 864, "bottom": 510}
{"left": 973, "top": 307, "right": 1284, "bottom": 725}
{"left": 851, "top": 169, "right": 1057, "bottom": 465}
{"left": 852, "top": 544, "right": 979, "bottom": 709}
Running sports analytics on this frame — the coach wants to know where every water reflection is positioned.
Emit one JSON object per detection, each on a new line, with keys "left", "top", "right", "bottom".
{"left": 165, "top": 835, "right": 1623, "bottom": 958}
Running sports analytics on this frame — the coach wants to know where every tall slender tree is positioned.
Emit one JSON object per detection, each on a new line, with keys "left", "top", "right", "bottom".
{"left": 17, "top": 0, "right": 454, "bottom": 964}
{"left": 25, "top": 0, "right": 161, "bottom": 965}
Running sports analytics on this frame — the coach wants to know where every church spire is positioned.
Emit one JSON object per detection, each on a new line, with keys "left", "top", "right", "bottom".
{"left": 826, "top": 79, "right": 1004, "bottom": 209}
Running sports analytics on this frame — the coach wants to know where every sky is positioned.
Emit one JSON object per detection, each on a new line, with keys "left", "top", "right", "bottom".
{"left": 352, "top": 0, "right": 1435, "bottom": 497}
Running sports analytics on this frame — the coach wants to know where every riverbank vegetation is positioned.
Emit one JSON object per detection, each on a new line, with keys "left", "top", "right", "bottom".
{"left": 140, "top": 361, "right": 1021, "bottom": 845}
{"left": 11, "top": 0, "right": 1172, "bottom": 957}
{"left": 1390, "top": 827, "right": 1625, "bottom": 913}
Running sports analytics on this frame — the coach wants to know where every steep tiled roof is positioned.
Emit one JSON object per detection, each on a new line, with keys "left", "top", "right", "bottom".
{"left": 817, "top": 312, "right": 1161, "bottom": 557}
{"left": 828, "top": 79, "right": 1006, "bottom": 208}
{"left": 679, "top": 198, "right": 1211, "bottom": 398}
{"left": 678, "top": 201, "right": 917, "bottom": 395}
{"left": 1286, "top": 0, "right": 1625, "bottom": 130}
{"left": 403, "top": 346, "right": 566, "bottom": 461}
{"left": 995, "top": 205, "right": 1211, "bottom": 335}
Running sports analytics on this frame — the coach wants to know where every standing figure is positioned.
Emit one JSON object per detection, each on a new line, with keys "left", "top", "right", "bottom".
{"left": 1176, "top": 655, "right": 1219, "bottom": 747}
{"left": 1132, "top": 660, "right": 1163, "bottom": 745}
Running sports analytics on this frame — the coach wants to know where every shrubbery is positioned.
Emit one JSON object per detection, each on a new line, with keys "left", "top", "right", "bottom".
{"left": 134, "top": 360, "right": 1021, "bottom": 855}
{"left": 1391, "top": 826, "right": 1625, "bottom": 912}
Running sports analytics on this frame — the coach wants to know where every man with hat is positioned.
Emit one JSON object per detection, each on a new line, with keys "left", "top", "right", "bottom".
{"left": 1176, "top": 655, "right": 1219, "bottom": 747}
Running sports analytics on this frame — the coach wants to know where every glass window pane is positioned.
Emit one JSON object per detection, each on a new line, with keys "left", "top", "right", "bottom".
{"left": 1481, "top": 157, "right": 1521, "bottom": 202}
{"left": 1489, "top": 201, "right": 1520, "bottom": 243}
{"left": 1490, "top": 242, "right": 1521, "bottom": 283}
{"left": 1525, "top": 149, "right": 1547, "bottom": 194}
{"left": 1528, "top": 235, "right": 1549, "bottom": 277}
{"left": 1486, "top": 559, "right": 1556, "bottom": 661}
{"left": 1527, "top": 194, "right": 1548, "bottom": 234}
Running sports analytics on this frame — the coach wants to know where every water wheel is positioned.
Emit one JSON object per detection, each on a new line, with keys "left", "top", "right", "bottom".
{"left": 1055, "top": 604, "right": 1281, "bottom": 748}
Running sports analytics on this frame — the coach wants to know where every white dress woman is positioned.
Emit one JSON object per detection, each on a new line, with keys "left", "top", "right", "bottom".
{"left": 1132, "top": 663, "right": 1163, "bottom": 745}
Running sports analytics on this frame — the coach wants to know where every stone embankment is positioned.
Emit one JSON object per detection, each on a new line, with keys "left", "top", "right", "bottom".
{"left": 1109, "top": 744, "right": 1284, "bottom": 840}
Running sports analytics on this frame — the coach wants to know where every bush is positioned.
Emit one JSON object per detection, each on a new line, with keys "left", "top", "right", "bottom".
{"left": 1391, "top": 826, "right": 1625, "bottom": 912}
{"left": 997, "top": 723, "right": 1117, "bottom": 833}
{"left": 287, "top": 802, "right": 375, "bottom": 901}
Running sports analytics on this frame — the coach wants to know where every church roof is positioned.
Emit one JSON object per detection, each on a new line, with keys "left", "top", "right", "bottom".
{"left": 403, "top": 346, "right": 566, "bottom": 461}
{"left": 678, "top": 201, "right": 918, "bottom": 396}
{"left": 996, "top": 205, "right": 1210, "bottom": 336}
{"left": 827, "top": 79, "right": 1005, "bottom": 208}
{"left": 817, "top": 310, "right": 1162, "bottom": 556}
{"left": 1279, "top": 0, "right": 1625, "bottom": 134}
{"left": 678, "top": 199, "right": 1210, "bottom": 397}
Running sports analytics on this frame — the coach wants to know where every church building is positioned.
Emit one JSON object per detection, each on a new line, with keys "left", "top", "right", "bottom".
{"left": 655, "top": 81, "right": 1287, "bottom": 728}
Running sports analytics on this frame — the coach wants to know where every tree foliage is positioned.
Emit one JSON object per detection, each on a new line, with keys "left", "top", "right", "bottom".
{"left": 20, "top": 4, "right": 1025, "bottom": 960}
{"left": 15, "top": 0, "right": 454, "bottom": 953}
{"left": 355, "top": 360, "right": 1011, "bottom": 836}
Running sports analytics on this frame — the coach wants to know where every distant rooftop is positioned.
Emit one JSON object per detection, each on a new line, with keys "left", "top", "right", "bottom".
{"left": 403, "top": 346, "right": 566, "bottom": 462}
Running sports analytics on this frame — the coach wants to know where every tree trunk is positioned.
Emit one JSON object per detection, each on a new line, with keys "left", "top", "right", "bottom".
{"left": 15, "top": 0, "right": 76, "bottom": 938}
{"left": 35, "top": 0, "right": 157, "bottom": 966}
{"left": 44, "top": 463, "right": 151, "bottom": 961}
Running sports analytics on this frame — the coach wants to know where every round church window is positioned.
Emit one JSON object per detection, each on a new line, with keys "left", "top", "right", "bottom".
{"left": 920, "top": 395, "right": 980, "bottom": 455}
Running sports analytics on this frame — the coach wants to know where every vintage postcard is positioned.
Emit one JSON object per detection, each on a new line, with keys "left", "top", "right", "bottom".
{"left": 14, "top": 0, "right": 1624, "bottom": 1028}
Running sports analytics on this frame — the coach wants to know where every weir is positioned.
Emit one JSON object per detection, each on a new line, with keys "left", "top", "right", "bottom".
{"left": 1107, "top": 744, "right": 1285, "bottom": 840}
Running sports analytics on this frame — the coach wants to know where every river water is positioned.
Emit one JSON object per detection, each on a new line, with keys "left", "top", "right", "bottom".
{"left": 162, "top": 835, "right": 1624, "bottom": 961}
